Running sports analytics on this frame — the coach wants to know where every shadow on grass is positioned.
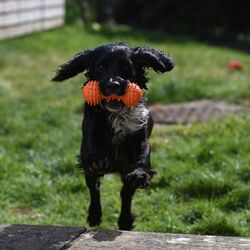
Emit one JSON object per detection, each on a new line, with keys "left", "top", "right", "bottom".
{"left": 191, "top": 217, "right": 240, "bottom": 236}
{"left": 150, "top": 177, "right": 170, "bottom": 189}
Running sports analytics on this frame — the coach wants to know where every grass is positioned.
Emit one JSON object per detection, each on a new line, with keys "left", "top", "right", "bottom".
{"left": 0, "top": 24, "right": 249, "bottom": 236}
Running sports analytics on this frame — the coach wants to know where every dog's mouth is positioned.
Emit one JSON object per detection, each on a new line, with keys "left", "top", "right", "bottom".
{"left": 101, "top": 99, "right": 125, "bottom": 112}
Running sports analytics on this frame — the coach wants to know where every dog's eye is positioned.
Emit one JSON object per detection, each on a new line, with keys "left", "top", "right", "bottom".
{"left": 122, "top": 64, "right": 130, "bottom": 72}
{"left": 97, "top": 64, "right": 105, "bottom": 72}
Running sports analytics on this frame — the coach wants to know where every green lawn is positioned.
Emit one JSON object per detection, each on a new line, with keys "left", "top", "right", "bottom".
{"left": 0, "top": 25, "right": 249, "bottom": 236}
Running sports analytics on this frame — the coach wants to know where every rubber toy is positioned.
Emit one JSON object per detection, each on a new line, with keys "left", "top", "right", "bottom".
{"left": 227, "top": 60, "right": 245, "bottom": 71}
{"left": 82, "top": 80, "right": 143, "bottom": 107}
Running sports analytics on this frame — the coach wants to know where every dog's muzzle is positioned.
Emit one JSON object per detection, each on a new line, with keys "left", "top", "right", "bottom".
{"left": 100, "top": 78, "right": 128, "bottom": 96}
{"left": 106, "top": 81, "right": 121, "bottom": 95}
{"left": 101, "top": 99, "right": 125, "bottom": 112}
{"left": 100, "top": 78, "right": 128, "bottom": 112}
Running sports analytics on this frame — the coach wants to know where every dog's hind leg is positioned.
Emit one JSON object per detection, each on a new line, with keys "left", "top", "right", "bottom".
{"left": 85, "top": 174, "right": 102, "bottom": 227}
{"left": 118, "top": 182, "right": 136, "bottom": 230}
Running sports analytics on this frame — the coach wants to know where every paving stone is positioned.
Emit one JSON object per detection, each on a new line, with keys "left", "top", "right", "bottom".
{"left": 149, "top": 100, "right": 245, "bottom": 125}
{"left": 0, "top": 224, "right": 86, "bottom": 250}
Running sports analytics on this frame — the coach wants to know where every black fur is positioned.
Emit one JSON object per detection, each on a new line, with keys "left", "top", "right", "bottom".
{"left": 52, "top": 43, "right": 174, "bottom": 230}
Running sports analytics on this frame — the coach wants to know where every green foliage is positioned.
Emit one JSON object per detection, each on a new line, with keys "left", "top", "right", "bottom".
{"left": 0, "top": 25, "right": 249, "bottom": 236}
{"left": 65, "top": 0, "right": 80, "bottom": 24}
{"left": 114, "top": 1, "right": 250, "bottom": 40}
{"left": 65, "top": 0, "right": 100, "bottom": 25}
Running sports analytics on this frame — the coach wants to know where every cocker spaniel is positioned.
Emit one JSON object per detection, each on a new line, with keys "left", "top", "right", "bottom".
{"left": 52, "top": 43, "right": 174, "bottom": 230}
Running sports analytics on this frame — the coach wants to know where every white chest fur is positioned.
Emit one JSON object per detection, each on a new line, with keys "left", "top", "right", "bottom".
{"left": 108, "top": 103, "right": 149, "bottom": 144}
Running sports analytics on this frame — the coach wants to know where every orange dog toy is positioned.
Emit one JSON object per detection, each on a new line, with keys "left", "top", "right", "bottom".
{"left": 82, "top": 80, "right": 143, "bottom": 107}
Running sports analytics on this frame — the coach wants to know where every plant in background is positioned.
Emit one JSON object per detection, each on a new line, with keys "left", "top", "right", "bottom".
{"left": 65, "top": 0, "right": 120, "bottom": 27}
{"left": 65, "top": 0, "right": 95, "bottom": 26}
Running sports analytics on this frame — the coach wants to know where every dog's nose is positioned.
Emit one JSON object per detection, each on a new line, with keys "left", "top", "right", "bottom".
{"left": 107, "top": 81, "right": 121, "bottom": 94}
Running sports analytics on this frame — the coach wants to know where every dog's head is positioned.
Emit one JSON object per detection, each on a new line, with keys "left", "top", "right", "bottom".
{"left": 52, "top": 43, "right": 174, "bottom": 112}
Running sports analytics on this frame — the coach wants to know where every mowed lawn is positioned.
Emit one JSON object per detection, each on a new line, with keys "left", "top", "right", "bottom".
{"left": 0, "top": 25, "right": 250, "bottom": 236}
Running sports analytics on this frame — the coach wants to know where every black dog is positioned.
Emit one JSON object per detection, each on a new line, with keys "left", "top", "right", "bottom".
{"left": 52, "top": 43, "right": 174, "bottom": 230}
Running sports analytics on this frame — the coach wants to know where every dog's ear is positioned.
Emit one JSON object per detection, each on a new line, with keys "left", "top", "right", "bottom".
{"left": 52, "top": 50, "right": 93, "bottom": 81}
{"left": 132, "top": 46, "right": 174, "bottom": 73}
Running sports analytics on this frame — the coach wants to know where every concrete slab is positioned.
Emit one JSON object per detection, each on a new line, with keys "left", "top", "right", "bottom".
{"left": 69, "top": 230, "right": 250, "bottom": 250}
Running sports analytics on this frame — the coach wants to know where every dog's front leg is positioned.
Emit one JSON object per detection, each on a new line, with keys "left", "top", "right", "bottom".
{"left": 81, "top": 105, "right": 114, "bottom": 227}
{"left": 118, "top": 182, "right": 136, "bottom": 230}
{"left": 85, "top": 174, "right": 102, "bottom": 227}
{"left": 126, "top": 138, "right": 155, "bottom": 189}
{"left": 118, "top": 138, "right": 153, "bottom": 230}
{"left": 82, "top": 105, "right": 111, "bottom": 175}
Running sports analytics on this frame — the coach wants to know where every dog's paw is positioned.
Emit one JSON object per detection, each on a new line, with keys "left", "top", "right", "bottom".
{"left": 87, "top": 204, "right": 102, "bottom": 227}
{"left": 126, "top": 168, "right": 150, "bottom": 189}
{"left": 88, "top": 157, "right": 110, "bottom": 175}
{"left": 118, "top": 213, "right": 135, "bottom": 230}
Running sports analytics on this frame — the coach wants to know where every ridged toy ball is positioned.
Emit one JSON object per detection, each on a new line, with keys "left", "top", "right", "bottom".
{"left": 120, "top": 83, "right": 143, "bottom": 107}
{"left": 82, "top": 80, "right": 143, "bottom": 108}
{"left": 82, "top": 80, "right": 101, "bottom": 106}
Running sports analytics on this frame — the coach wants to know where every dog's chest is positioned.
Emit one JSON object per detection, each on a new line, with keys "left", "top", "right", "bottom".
{"left": 108, "top": 104, "right": 149, "bottom": 145}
